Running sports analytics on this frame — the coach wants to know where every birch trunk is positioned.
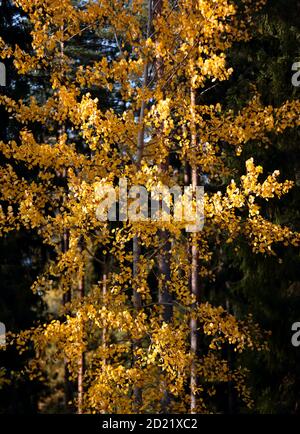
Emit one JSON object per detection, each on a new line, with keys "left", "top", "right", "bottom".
{"left": 190, "top": 87, "right": 200, "bottom": 413}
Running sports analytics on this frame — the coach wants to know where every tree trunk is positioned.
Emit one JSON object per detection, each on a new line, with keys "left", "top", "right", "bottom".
{"left": 77, "top": 271, "right": 85, "bottom": 414}
{"left": 132, "top": 0, "right": 153, "bottom": 411}
{"left": 190, "top": 87, "right": 200, "bottom": 414}
{"left": 61, "top": 229, "right": 74, "bottom": 412}
{"left": 102, "top": 261, "right": 107, "bottom": 367}
{"left": 132, "top": 235, "right": 143, "bottom": 410}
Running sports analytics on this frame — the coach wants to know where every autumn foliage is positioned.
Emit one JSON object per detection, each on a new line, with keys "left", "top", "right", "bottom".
{"left": 0, "top": 0, "right": 300, "bottom": 413}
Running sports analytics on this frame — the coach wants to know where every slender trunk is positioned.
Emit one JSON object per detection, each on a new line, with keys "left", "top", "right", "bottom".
{"left": 100, "top": 261, "right": 108, "bottom": 414}
{"left": 59, "top": 29, "right": 75, "bottom": 413}
{"left": 190, "top": 87, "right": 200, "bottom": 413}
{"left": 226, "top": 297, "right": 234, "bottom": 414}
{"left": 158, "top": 226, "right": 172, "bottom": 412}
{"left": 157, "top": 158, "right": 172, "bottom": 325}
{"left": 61, "top": 229, "right": 74, "bottom": 412}
{"left": 132, "top": 236, "right": 143, "bottom": 410}
{"left": 132, "top": 0, "right": 153, "bottom": 411}
{"left": 152, "top": 0, "right": 173, "bottom": 412}
{"left": 157, "top": 158, "right": 173, "bottom": 412}
{"left": 158, "top": 228, "right": 172, "bottom": 324}
{"left": 102, "top": 262, "right": 107, "bottom": 367}
{"left": 77, "top": 271, "right": 85, "bottom": 414}
{"left": 190, "top": 173, "right": 199, "bottom": 413}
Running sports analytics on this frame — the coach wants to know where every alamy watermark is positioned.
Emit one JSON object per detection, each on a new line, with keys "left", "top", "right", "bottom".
{"left": 0, "top": 322, "right": 5, "bottom": 346}
{"left": 292, "top": 62, "right": 300, "bottom": 87}
{"left": 291, "top": 322, "right": 300, "bottom": 347}
{"left": 95, "top": 178, "right": 204, "bottom": 232}
{"left": 0, "top": 62, "right": 6, "bottom": 87}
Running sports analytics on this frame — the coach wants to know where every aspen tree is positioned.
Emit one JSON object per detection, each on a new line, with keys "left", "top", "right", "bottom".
{"left": 1, "top": 0, "right": 300, "bottom": 413}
